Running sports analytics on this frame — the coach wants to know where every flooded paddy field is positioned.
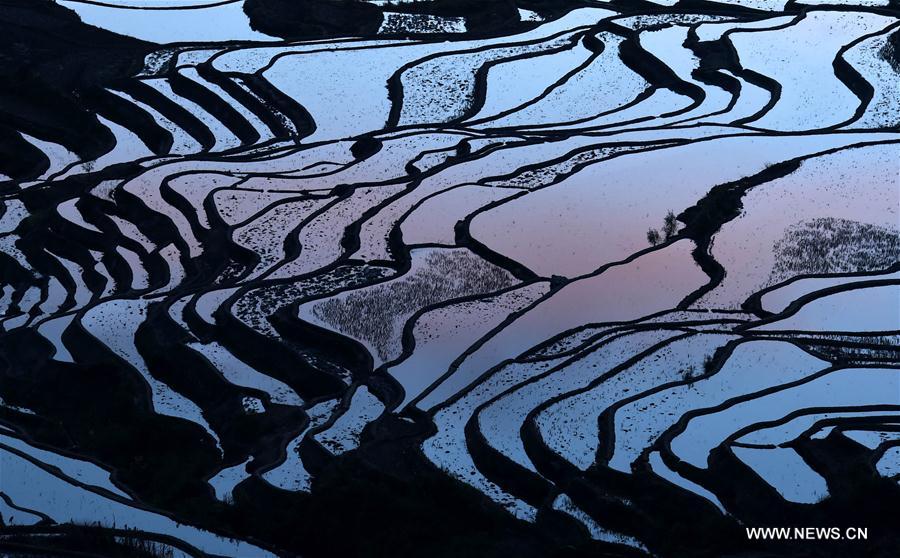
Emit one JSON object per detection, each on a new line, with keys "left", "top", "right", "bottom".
{"left": 0, "top": 1, "right": 898, "bottom": 557}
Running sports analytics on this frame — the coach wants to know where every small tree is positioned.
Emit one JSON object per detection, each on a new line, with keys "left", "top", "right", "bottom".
{"left": 646, "top": 228, "right": 661, "bottom": 246}
{"left": 663, "top": 210, "right": 678, "bottom": 240}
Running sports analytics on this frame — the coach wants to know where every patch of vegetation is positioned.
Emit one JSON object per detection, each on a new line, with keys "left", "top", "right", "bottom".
{"left": 234, "top": 264, "right": 391, "bottom": 336}
{"left": 312, "top": 250, "right": 514, "bottom": 360}
{"left": 0, "top": 525, "right": 179, "bottom": 558}
{"left": 244, "top": 0, "right": 384, "bottom": 39}
{"left": 769, "top": 218, "right": 899, "bottom": 283}
{"left": 647, "top": 210, "right": 679, "bottom": 245}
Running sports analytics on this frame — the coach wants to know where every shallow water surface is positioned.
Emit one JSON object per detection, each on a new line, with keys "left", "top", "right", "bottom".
{"left": 2, "top": 1, "right": 899, "bottom": 556}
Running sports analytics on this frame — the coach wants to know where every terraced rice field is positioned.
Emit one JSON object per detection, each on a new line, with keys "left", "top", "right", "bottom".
{"left": 0, "top": 1, "right": 898, "bottom": 557}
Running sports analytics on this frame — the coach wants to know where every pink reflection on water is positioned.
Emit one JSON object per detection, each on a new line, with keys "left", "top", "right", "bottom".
{"left": 418, "top": 239, "right": 708, "bottom": 409}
